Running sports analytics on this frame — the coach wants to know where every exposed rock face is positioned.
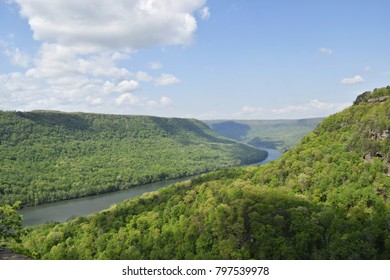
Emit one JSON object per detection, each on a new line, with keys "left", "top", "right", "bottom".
{"left": 368, "top": 95, "right": 389, "bottom": 104}
{"left": 369, "top": 129, "right": 390, "bottom": 141}
{"left": 0, "top": 246, "right": 29, "bottom": 260}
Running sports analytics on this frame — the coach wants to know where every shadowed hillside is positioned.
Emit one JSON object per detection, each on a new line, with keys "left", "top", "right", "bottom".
{"left": 204, "top": 118, "right": 323, "bottom": 151}
{"left": 0, "top": 111, "right": 266, "bottom": 207}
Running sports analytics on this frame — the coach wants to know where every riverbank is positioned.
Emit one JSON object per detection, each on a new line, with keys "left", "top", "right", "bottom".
{"left": 254, "top": 148, "right": 283, "bottom": 165}
{"left": 20, "top": 148, "right": 282, "bottom": 227}
{"left": 20, "top": 177, "right": 189, "bottom": 226}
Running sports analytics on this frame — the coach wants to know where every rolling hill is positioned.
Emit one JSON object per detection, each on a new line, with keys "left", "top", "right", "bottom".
{"left": 204, "top": 118, "right": 323, "bottom": 151}
{"left": 0, "top": 111, "right": 266, "bottom": 207}
{"left": 5, "top": 86, "right": 390, "bottom": 259}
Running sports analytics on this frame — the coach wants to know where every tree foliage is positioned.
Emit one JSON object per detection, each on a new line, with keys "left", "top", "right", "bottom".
{"left": 205, "top": 118, "right": 323, "bottom": 151}
{"left": 0, "top": 111, "right": 266, "bottom": 207}
{"left": 4, "top": 87, "right": 390, "bottom": 259}
{"left": 0, "top": 202, "right": 22, "bottom": 242}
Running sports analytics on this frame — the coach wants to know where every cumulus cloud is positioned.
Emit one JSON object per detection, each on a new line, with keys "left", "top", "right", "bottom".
{"left": 199, "top": 6, "right": 210, "bottom": 20}
{"left": 115, "top": 80, "right": 140, "bottom": 93}
{"left": 0, "top": 38, "right": 31, "bottom": 68}
{"left": 86, "top": 96, "right": 103, "bottom": 106}
{"left": 26, "top": 43, "right": 79, "bottom": 80}
{"left": 160, "top": 96, "right": 173, "bottom": 106}
{"left": 319, "top": 48, "right": 333, "bottom": 55}
{"left": 0, "top": 72, "right": 40, "bottom": 95}
{"left": 77, "top": 52, "right": 133, "bottom": 79}
{"left": 271, "top": 99, "right": 347, "bottom": 114}
{"left": 155, "top": 73, "right": 181, "bottom": 86}
{"left": 233, "top": 100, "right": 350, "bottom": 119}
{"left": 135, "top": 71, "right": 153, "bottom": 82}
{"left": 115, "top": 93, "right": 141, "bottom": 106}
{"left": 147, "top": 96, "right": 173, "bottom": 108}
{"left": 2, "top": 0, "right": 203, "bottom": 113}
{"left": 340, "top": 75, "right": 365, "bottom": 85}
{"left": 3, "top": 47, "right": 31, "bottom": 68}
{"left": 13, "top": 0, "right": 206, "bottom": 53}
{"left": 137, "top": 71, "right": 180, "bottom": 86}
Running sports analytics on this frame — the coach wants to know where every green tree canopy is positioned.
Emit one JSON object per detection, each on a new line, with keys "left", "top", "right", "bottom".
{"left": 0, "top": 202, "right": 22, "bottom": 242}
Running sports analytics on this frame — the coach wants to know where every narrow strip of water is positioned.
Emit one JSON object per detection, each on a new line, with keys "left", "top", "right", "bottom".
{"left": 20, "top": 148, "right": 282, "bottom": 226}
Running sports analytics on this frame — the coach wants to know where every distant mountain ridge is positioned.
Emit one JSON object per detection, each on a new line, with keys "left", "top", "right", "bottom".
{"left": 204, "top": 118, "right": 323, "bottom": 151}
{"left": 5, "top": 86, "right": 390, "bottom": 259}
{"left": 0, "top": 111, "right": 266, "bottom": 207}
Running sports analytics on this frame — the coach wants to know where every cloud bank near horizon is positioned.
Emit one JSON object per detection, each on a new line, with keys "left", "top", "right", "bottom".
{"left": 1, "top": 0, "right": 208, "bottom": 113}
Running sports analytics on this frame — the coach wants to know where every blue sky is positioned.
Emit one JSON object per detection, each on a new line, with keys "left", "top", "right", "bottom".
{"left": 1, "top": 0, "right": 389, "bottom": 119}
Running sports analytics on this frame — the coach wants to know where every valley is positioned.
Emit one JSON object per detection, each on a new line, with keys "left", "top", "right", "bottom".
{"left": 1, "top": 86, "right": 389, "bottom": 260}
{"left": 1, "top": 0, "right": 389, "bottom": 270}
{"left": 20, "top": 148, "right": 282, "bottom": 227}
{"left": 0, "top": 111, "right": 266, "bottom": 207}
{"left": 204, "top": 118, "right": 323, "bottom": 152}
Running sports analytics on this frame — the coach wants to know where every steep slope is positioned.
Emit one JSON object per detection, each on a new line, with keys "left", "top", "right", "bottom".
{"left": 204, "top": 118, "right": 323, "bottom": 151}
{"left": 0, "top": 111, "right": 266, "bottom": 207}
{"left": 6, "top": 87, "right": 390, "bottom": 259}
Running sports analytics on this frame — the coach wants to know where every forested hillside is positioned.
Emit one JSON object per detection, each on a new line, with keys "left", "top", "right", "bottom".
{"left": 0, "top": 111, "right": 266, "bottom": 207}
{"left": 204, "top": 118, "right": 323, "bottom": 151}
{"left": 5, "top": 86, "right": 390, "bottom": 260}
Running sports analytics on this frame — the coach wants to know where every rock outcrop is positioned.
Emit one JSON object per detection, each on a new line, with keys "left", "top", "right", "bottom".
{"left": 0, "top": 246, "right": 29, "bottom": 260}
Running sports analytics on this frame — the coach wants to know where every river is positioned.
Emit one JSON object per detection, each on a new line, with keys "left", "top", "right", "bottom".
{"left": 255, "top": 148, "right": 283, "bottom": 164}
{"left": 20, "top": 148, "right": 282, "bottom": 226}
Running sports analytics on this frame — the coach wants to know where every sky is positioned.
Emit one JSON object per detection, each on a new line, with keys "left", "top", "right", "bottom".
{"left": 0, "top": 0, "right": 389, "bottom": 120}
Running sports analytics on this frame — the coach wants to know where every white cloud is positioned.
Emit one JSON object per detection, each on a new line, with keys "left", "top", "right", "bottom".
{"left": 155, "top": 73, "right": 181, "bottom": 86}
{"left": 77, "top": 53, "right": 133, "bottom": 80}
{"left": 1, "top": 38, "right": 31, "bottom": 68}
{"left": 229, "top": 100, "right": 351, "bottom": 119}
{"left": 147, "top": 100, "right": 158, "bottom": 108}
{"left": 3, "top": 47, "right": 31, "bottom": 68}
{"left": 102, "top": 81, "right": 115, "bottom": 95}
{"left": 319, "top": 48, "right": 333, "bottom": 55}
{"left": 241, "top": 105, "right": 264, "bottom": 114}
{"left": 160, "top": 96, "right": 173, "bottom": 106}
{"left": 272, "top": 99, "right": 347, "bottom": 114}
{"left": 148, "top": 61, "right": 162, "bottom": 70}
{"left": 135, "top": 71, "right": 153, "bottom": 82}
{"left": 340, "top": 75, "right": 365, "bottom": 85}
{"left": 0, "top": 72, "right": 40, "bottom": 94}
{"left": 25, "top": 43, "right": 80, "bottom": 81}
{"left": 137, "top": 71, "right": 181, "bottom": 86}
{"left": 1, "top": 0, "right": 205, "bottom": 113}
{"left": 147, "top": 96, "right": 173, "bottom": 108}
{"left": 24, "top": 43, "right": 133, "bottom": 86}
{"left": 199, "top": 6, "right": 210, "bottom": 20}
{"left": 115, "top": 80, "right": 140, "bottom": 93}
{"left": 0, "top": 65, "right": 177, "bottom": 113}
{"left": 269, "top": 100, "right": 351, "bottom": 119}
{"left": 226, "top": 105, "right": 264, "bottom": 119}
{"left": 86, "top": 96, "right": 103, "bottom": 106}
{"left": 13, "top": 0, "right": 206, "bottom": 53}
{"left": 0, "top": 72, "right": 56, "bottom": 111}
{"left": 115, "top": 93, "right": 141, "bottom": 106}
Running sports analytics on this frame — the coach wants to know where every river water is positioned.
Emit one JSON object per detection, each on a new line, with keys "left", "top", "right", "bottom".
{"left": 20, "top": 148, "right": 282, "bottom": 226}
{"left": 255, "top": 148, "right": 283, "bottom": 164}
